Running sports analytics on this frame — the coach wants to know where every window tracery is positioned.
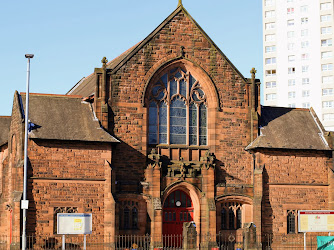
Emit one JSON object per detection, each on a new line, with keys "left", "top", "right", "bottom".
{"left": 221, "top": 202, "right": 243, "bottom": 230}
{"left": 120, "top": 201, "right": 139, "bottom": 230}
{"left": 148, "top": 67, "right": 207, "bottom": 146}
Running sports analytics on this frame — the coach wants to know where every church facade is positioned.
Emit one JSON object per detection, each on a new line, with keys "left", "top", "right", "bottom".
{"left": 0, "top": 2, "right": 334, "bottom": 248}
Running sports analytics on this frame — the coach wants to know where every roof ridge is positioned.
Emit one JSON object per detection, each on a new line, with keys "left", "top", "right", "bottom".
{"left": 20, "top": 93, "right": 83, "bottom": 98}
{"left": 106, "top": 41, "right": 142, "bottom": 67}
{"left": 262, "top": 105, "right": 309, "bottom": 111}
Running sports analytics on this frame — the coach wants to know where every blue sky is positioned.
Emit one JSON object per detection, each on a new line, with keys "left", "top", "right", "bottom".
{"left": 0, "top": 0, "right": 262, "bottom": 116}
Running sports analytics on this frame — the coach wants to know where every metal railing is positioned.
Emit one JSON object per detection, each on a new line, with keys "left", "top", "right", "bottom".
{"left": 0, "top": 233, "right": 330, "bottom": 249}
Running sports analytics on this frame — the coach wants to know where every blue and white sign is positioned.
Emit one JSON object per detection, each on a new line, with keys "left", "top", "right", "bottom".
{"left": 57, "top": 213, "right": 92, "bottom": 235}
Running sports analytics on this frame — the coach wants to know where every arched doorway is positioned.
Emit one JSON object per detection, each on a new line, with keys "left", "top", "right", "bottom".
{"left": 163, "top": 189, "right": 194, "bottom": 235}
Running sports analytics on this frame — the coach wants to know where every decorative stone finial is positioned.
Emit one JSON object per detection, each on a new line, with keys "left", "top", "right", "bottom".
{"left": 101, "top": 57, "right": 108, "bottom": 68}
{"left": 250, "top": 68, "right": 257, "bottom": 79}
{"left": 178, "top": 0, "right": 182, "bottom": 7}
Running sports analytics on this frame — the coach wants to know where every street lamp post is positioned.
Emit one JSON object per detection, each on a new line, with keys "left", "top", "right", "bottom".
{"left": 22, "top": 54, "right": 34, "bottom": 250}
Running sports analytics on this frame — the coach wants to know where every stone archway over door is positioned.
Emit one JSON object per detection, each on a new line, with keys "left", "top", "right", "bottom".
{"left": 163, "top": 190, "right": 193, "bottom": 235}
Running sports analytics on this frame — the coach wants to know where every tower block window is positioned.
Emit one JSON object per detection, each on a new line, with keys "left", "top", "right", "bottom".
{"left": 148, "top": 67, "right": 207, "bottom": 146}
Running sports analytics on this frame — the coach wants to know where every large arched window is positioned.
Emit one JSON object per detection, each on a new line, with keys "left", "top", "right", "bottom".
{"left": 148, "top": 67, "right": 207, "bottom": 146}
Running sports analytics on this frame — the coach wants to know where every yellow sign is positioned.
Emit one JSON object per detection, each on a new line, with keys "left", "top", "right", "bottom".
{"left": 300, "top": 215, "right": 308, "bottom": 232}
{"left": 74, "top": 218, "right": 83, "bottom": 231}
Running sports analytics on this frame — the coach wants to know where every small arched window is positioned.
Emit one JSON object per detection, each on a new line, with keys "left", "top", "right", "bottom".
{"left": 148, "top": 67, "right": 207, "bottom": 146}
{"left": 287, "top": 210, "right": 297, "bottom": 234}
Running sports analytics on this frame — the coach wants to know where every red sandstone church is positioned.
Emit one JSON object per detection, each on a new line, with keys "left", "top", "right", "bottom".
{"left": 0, "top": 1, "right": 333, "bottom": 249}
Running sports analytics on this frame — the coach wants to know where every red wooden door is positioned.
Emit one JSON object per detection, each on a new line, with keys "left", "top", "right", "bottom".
{"left": 163, "top": 190, "right": 194, "bottom": 236}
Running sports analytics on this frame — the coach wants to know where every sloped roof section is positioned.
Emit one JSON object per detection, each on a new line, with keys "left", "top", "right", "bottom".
{"left": 67, "top": 42, "right": 140, "bottom": 97}
{"left": 0, "top": 116, "right": 11, "bottom": 147}
{"left": 246, "top": 106, "right": 330, "bottom": 151}
{"left": 20, "top": 93, "right": 118, "bottom": 143}
{"left": 67, "top": 74, "right": 96, "bottom": 97}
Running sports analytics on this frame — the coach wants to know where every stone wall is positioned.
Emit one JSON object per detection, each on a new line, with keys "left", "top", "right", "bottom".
{"left": 102, "top": 10, "right": 256, "bottom": 191}
{"left": 26, "top": 140, "right": 113, "bottom": 236}
{"left": 259, "top": 149, "right": 331, "bottom": 234}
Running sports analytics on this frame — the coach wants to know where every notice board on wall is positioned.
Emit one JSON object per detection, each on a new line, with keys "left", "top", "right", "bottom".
{"left": 298, "top": 211, "right": 334, "bottom": 232}
{"left": 57, "top": 213, "right": 92, "bottom": 235}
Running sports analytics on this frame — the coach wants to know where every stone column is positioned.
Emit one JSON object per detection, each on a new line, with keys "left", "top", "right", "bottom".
{"left": 200, "top": 151, "right": 217, "bottom": 248}
{"left": 143, "top": 149, "right": 163, "bottom": 249}
{"left": 104, "top": 160, "right": 116, "bottom": 247}
{"left": 253, "top": 152, "right": 263, "bottom": 244}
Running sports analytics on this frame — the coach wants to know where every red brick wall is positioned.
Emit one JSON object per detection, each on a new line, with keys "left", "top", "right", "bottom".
{"left": 0, "top": 92, "right": 25, "bottom": 241}
{"left": 259, "top": 149, "right": 331, "bottom": 234}
{"left": 26, "top": 140, "right": 112, "bottom": 236}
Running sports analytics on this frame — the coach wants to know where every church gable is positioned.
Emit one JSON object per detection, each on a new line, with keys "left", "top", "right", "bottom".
{"left": 109, "top": 5, "right": 249, "bottom": 111}
{"left": 90, "top": 4, "right": 260, "bottom": 193}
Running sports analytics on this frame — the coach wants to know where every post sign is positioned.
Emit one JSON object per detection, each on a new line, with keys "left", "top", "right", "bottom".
{"left": 298, "top": 211, "right": 334, "bottom": 232}
{"left": 57, "top": 213, "right": 92, "bottom": 235}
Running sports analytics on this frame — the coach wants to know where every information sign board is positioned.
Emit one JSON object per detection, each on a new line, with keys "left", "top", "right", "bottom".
{"left": 298, "top": 210, "right": 334, "bottom": 232}
{"left": 57, "top": 213, "right": 92, "bottom": 235}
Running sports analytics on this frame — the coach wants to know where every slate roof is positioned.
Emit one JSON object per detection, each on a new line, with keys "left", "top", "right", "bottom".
{"left": 20, "top": 93, "right": 119, "bottom": 143}
{"left": 67, "top": 43, "right": 140, "bottom": 96}
{"left": 246, "top": 106, "right": 331, "bottom": 151}
{"left": 67, "top": 3, "right": 246, "bottom": 97}
{"left": 0, "top": 116, "right": 11, "bottom": 146}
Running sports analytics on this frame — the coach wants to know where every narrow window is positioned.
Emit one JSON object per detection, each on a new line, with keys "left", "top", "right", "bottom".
{"left": 124, "top": 207, "right": 130, "bottom": 229}
{"left": 229, "top": 209, "right": 235, "bottom": 230}
{"left": 221, "top": 208, "right": 227, "bottom": 230}
{"left": 132, "top": 207, "right": 138, "bottom": 229}
{"left": 287, "top": 211, "right": 296, "bottom": 234}
{"left": 236, "top": 208, "right": 242, "bottom": 229}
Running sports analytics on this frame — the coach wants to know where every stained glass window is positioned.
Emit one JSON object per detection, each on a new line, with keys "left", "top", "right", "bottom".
{"left": 189, "top": 103, "right": 197, "bottom": 145}
{"left": 159, "top": 102, "right": 167, "bottom": 144}
{"left": 170, "top": 98, "right": 186, "bottom": 144}
{"left": 199, "top": 103, "right": 207, "bottom": 146}
{"left": 148, "top": 67, "right": 207, "bottom": 146}
{"left": 149, "top": 102, "right": 158, "bottom": 144}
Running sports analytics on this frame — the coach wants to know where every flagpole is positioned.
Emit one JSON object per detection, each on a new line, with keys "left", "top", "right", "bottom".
{"left": 22, "top": 54, "right": 34, "bottom": 250}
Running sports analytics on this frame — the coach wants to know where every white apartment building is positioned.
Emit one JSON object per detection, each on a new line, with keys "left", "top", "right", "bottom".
{"left": 263, "top": 0, "right": 334, "bottom": 130}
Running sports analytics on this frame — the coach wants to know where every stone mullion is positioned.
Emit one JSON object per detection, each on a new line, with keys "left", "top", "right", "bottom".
{"left": 197, "top": 105, "right": 200, "bottom": 146}
{"left": 186, "top": 77, "right": 190, "bottom": 145}
{"left": 157, "top": 103, "right": 160, "bottom": 144}
{"left": 186, "top": 72, "right": 190, "bottom": 146}
{"left": 167, "top": 73, "right": 171, "bottom": 145}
